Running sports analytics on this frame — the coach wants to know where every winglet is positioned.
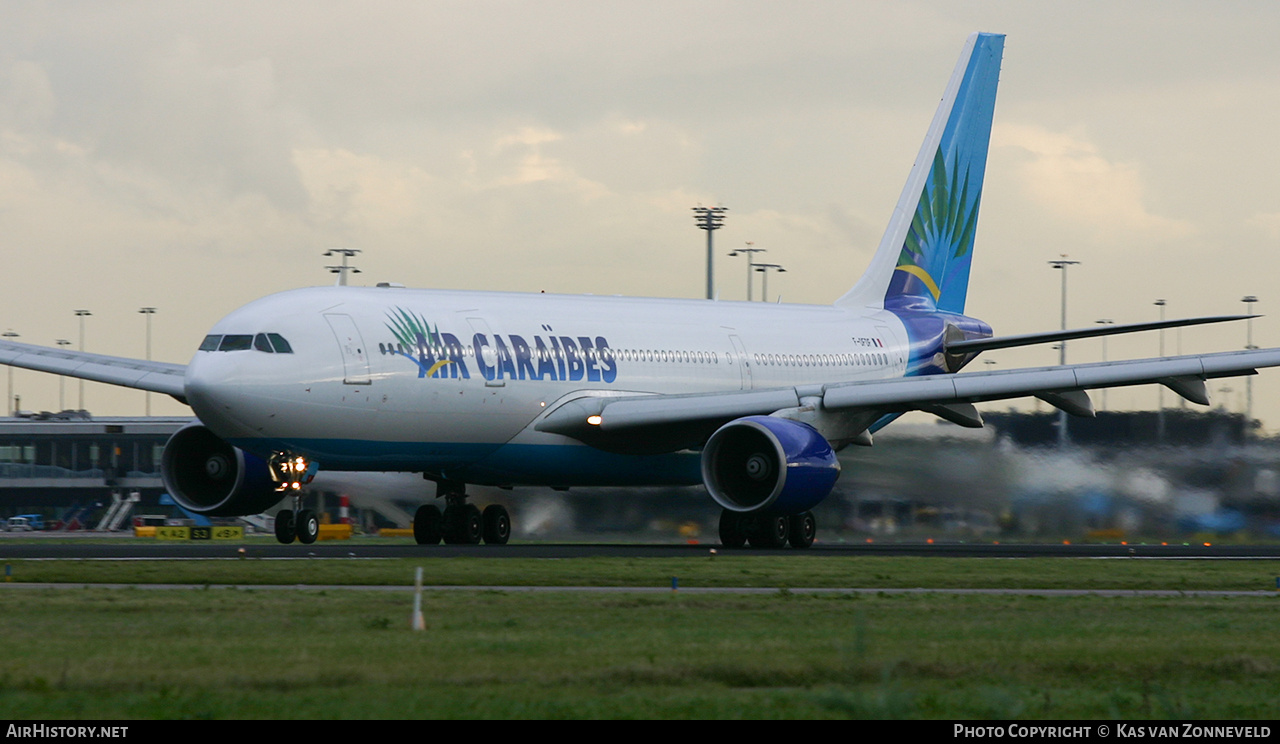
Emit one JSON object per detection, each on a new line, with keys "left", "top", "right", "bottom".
{"left": 837, "top": 32, "right": 1004, "bottom": 313}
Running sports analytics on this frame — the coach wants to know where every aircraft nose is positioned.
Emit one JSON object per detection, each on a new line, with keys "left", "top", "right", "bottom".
{"left": 184, "top": 352, "right": 251, "bottom": 436}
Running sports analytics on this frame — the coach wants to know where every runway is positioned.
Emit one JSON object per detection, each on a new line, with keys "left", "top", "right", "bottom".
{"left": 3, "top": 538, "right": 1280, "bottom": 560}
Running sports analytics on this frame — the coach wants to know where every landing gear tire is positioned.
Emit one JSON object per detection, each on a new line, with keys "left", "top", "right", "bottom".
{"left": 433, "top": 481, "right": 511, "bottom": 547}
{"left": 295, "top": 509, "right": 319, "bottom": 545}
{"left": 482, "top": 505, "right": 511, "bottom": 545}
{"left": 413, "top": 505, "right": 443, "bottom": 545}
{"left": 274, "top": 509, "right": 296, "bottom": 545}
{"left": 444, "top": 504, "right": 483, "bottom": 544}
{"left": 747, "top": 514, "right": 790, "bottom": 549}
{"left": 718, "top": 510, "right": 747, "bottom": 548}
{"left": 462, "top": 504, "right": 483, "bottom": 544}
{"left": 788, "top": 511, "right": 816, "bottom": 549}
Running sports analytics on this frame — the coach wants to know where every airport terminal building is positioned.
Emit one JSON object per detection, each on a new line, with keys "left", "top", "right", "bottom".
{"left": 0, "top": 414, "right": 189, "bottom": 522}
{"left": 2, "top": 408, "right": 1277, "bottom": 539}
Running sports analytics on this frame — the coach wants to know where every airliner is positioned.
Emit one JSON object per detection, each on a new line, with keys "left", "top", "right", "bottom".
{"left": 3, "top": 32, "right": 1278, "bottom": 548}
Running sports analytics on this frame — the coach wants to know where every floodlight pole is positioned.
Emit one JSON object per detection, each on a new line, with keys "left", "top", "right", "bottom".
{"left": 1048, "top": 257, "right": 1080, "bottom": 447}
{"left": 55, "top": 340, "right": 71, "bottom": 411}
{"left": 1154, "top": 299, "right": 1166, "bottom": 443}
{"left": 1242, "top": 295, "right": 1258, "bottom": 439}
{"left": 139, "top": 307, "right": 156, "bottom": 416}
{"left": 754, "top": 263, "right": 786, "bottom": 304}
{"left": 74, "top": 310, "right": 91, "bottom": 411}
{"left": 1096, "top": 319, "right": 1114, "bottom": 411}
{"left": 692, "top": 206, "right": 727, "bottom": 300}
{"left": 2, "top": 330, "right": 17, "bottom": 416}
{"left": 1048, "top": 258, "right": 1080, "bottom": 364}
{"left": 324, "top": 248, "right": 362, "bottom": 286}
{"left": 728, "top": 243, "right": 766, "bottom": 301}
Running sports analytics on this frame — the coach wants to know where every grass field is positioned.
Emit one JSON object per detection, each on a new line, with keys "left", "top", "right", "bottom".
{"left": 1, "top": 554, "right": 1278, "bottom": 719}
{"left": 4, "top": 552, "right": 1280, "bottom": 590}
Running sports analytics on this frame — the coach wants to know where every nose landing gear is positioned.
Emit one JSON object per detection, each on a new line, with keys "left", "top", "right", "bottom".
{"left": 275, "top": 499, "right": 320, "bottom": 545}
{"left": 269, "top": 452, "right": 320, "bottom": 545}
{"left": 269, "top": 452, "right": 317, "bottom": 492}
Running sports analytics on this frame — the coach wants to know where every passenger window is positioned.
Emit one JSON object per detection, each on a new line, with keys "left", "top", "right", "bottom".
{"left": 267, "top": 333, "right": 294, "bottom": 354}
{"left": 218, "top": 335, "right": 253, "bottom": 351}
{"left": 199, "top": 335, "right": 223, "bottom": 351}
{"left": 253, "top": 334, "right": 274, "bottom": 353}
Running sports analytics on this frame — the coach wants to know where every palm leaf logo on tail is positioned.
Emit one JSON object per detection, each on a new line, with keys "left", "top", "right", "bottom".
{"left": 889, "top": 146, "right": 981, "bottom": 311}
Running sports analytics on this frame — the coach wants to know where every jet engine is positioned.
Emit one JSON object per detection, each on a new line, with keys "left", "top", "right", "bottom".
{"left": 160, "top": 423, "right": 282, "bottom": 516}
{"left": 701, "top": 415, "right": 841, "bottom": 515}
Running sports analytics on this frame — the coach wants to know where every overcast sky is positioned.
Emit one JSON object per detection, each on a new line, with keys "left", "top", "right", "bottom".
{"left": 2, "top": 1, "right": 1279, "bottom": 428}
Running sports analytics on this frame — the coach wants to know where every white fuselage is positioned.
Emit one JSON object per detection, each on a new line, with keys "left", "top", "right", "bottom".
{"left": 184, "top": 286, "right": 910, "bottom": 486}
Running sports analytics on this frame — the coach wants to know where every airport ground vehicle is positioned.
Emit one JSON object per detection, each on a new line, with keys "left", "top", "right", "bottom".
{"left": 6, "top": 514, "right": 44, "bottom": 531}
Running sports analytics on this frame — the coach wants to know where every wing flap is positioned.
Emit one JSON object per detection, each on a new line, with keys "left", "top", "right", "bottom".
{"left": 0, "top": 340, "right": 187, "bottom": 399}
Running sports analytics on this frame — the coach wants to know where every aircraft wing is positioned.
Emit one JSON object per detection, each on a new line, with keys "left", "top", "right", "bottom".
{"left": 0, "top": 339, "right": 187, "bottom": 400}
{"left": 538, "top": 348, "right": 1280, "bottom": 443}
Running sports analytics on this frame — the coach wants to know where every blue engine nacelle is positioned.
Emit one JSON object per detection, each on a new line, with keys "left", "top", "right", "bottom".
{"left": 701, "top": 416, "right": 841, "bottom": 515}
{"left": 160, "top": 423, "right": 282, "bottom": 517}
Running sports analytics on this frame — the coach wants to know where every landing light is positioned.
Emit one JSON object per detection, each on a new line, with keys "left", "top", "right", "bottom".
{"left": 587, "top": 415, "right": 602, "bottom": 426}
{"left": 268, "top": 452, "right": 317, "bottom": 489}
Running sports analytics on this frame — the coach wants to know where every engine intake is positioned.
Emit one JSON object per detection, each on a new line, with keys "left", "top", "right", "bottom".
{"left": 701, "top": 416, "right": 840, "bottom": 515}
{"left": 160, "top": 424, "right": 282, "bottom": 516}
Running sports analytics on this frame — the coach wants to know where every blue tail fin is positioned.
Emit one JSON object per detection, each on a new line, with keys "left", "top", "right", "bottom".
{"left": 837, "top": 32, "right": 1004, "bottom": 314}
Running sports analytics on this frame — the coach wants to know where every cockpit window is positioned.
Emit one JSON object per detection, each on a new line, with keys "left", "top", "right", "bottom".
{"left": 218, "top": 335, "right": 254, "bottom": 352}
{"left": 202, "top": 332, "right": 293, "bottom": 353}
{"left": 267, "top": 333, "right": 293, "bottom": 354}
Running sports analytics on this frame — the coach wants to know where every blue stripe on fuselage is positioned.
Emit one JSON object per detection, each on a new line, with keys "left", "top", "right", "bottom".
{"left": 226, "top": 437, "right": 702, "bottom": 487}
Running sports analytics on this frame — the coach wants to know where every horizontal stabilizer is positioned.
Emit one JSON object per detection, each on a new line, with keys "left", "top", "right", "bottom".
{"left": 948, "top": 315, "right": 1256, "bottom": 355}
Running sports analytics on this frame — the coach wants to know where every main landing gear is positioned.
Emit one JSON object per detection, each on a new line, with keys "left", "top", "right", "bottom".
{"left": 413, "top": 480, "right": 510, "bottom": 546}
{"left": 718, "top": 508, "right": 816, "bottom": 549}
